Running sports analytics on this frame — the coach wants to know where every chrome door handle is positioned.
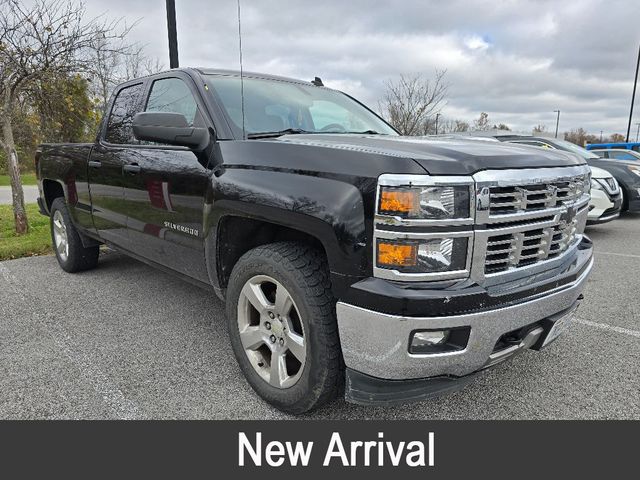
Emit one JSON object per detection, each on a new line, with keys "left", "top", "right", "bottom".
{"left": 123, "top": 164, "right": 141, "bottom": 174}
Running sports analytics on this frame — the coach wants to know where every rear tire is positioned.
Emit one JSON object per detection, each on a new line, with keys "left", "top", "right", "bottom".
{"left": 50, "top": 197, "right": 99, "bottom": 273}
{"left": 226, "top": 242, "right": 343, "bottom": 414}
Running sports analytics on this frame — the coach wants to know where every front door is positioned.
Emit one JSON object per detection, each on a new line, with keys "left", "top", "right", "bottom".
{"left": 121, "top": 75, "right": 211, "bottom": 283}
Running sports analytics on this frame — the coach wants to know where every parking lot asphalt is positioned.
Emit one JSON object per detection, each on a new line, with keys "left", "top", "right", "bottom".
{"left": 1, "top": 214, "right": 639, "bottom": 420}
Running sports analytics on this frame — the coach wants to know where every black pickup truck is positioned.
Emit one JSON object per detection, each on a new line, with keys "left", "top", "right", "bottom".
{"left": 36, "top": 68, "right": 593, "bottom": 413}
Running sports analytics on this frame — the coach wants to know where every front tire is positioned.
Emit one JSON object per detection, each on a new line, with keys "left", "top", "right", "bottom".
{"left": 50, "top": 197, "right": 99, "bottom": 273}
{"left": 226, "top": 242, "right": 342, "bottom": 414}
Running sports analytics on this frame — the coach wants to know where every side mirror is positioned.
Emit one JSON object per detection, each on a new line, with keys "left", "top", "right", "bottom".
{"left": 132, "top": 112, "right": 209, "bottom": 151}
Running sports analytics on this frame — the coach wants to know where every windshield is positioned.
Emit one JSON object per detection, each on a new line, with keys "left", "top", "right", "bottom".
{"left": 548, "top": 138, "right": 600, "bottom": 159}
{"left": 205, "top": 75, "right": 397, "bottom": 138}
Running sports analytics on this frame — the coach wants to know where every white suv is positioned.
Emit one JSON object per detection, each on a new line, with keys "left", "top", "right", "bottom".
{"left": 588, "top": 166, "right": 622, "bottom": 224}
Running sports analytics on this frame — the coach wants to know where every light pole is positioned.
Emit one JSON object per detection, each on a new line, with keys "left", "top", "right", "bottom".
{"left": 600, "top": 131, "right": 603, "bottom": 142}
{"left": 626, "top": 43, "right": 640, "bottom": 142}
{"left": 166, "top": 0, "right": 179, "bottom": 68}
{"left": 553, "top": 110, "right": 560, "bottom": 138}
{"left": 435, "top": 113, "right": 441, "bottom": 135}
{"left": 636, "top": 122, "right": 640, "bottom": 142}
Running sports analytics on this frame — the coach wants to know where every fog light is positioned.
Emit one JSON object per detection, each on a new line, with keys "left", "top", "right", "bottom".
{"left": 413, "top": 330, "right": 449, "bottom": 347}
{"left": 409, "top": 327, "right": 471, "bottom": 354}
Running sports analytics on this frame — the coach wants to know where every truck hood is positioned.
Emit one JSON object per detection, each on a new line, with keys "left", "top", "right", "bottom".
{"left": 274, "top": 134, "right": 585, "bottom": 175}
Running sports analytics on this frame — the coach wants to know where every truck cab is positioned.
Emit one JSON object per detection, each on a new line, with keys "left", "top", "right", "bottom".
{"left": 37, "top": 68, "right": 593, "bottom": 413}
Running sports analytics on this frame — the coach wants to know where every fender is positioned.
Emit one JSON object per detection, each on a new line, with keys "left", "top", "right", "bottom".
{"left": 204, "top": 167, "right": 373, "bottom": 297}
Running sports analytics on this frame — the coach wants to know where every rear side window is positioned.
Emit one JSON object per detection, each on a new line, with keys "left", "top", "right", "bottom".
{"left": 610, "top": 150, "right": 635, "bottom": 160}
{"left": 105, "top": 83, "right": 144, "bottom": 144}
{"left": 146, "top": 78, "right": 198, "bottom": 125}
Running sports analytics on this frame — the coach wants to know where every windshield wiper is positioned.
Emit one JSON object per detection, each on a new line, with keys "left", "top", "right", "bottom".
{"left": 328, "top": 130, "right": 387, "bottom": 135}
{"left": 351, "top": 130, "right": 386, "bottom": 135}
{"left": 247, "top": 128, "right": 312, "bottom": 139}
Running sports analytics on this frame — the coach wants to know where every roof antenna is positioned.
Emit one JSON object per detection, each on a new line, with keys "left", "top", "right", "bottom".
{"left": 236, "top": 0, "right": 246, "bottom": 140}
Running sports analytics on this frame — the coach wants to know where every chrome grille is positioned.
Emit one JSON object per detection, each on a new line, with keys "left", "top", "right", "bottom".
{"left": 488, "top": 177, "right": 588, "bottom": 215}
{"left": 484, "top": 221, "right": 579, "bottom": 274}
{"left": 474, "top": 166, "right": 590, "bottom": 279}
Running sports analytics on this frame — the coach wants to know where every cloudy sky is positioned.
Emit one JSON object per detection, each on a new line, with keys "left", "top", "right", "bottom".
{"left": 86, "top": 0, "right": 640, "bottom": 137}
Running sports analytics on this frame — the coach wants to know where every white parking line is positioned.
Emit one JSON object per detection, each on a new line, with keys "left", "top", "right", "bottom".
{"left": 575, "top": 317, "right": 640, "bottom": 339}
{"left": 0, "top": 263, "right": 142, "bottom": 419}
{"left": 595, "top": 251, "right": 640, "bottom": 260}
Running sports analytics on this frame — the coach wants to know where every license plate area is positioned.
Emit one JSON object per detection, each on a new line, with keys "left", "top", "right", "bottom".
{"left": 540, "top": 301, "right": 581, "bottom": 348}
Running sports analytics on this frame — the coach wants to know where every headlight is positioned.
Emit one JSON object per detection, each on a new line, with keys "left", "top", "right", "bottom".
{"left": 628, "top": 166, "right": 640, "bottom": 178}
{"left": 378, "top": 185, "right": 471, "bottom": 220}
{"left": 591, "top": 178, "right": 604, "bottom": 191}
{"left": 376, "top": 237, "right": 469, "bottom": 274}
{"left": 374, "top": 174, "right": 474, "bottom": 281}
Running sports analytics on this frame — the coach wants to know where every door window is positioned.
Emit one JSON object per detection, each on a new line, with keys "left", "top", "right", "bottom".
{"left": 105, "top": 83, "right": 144, "bottom": 144}
{"left": 146, "top": 78, "right": 198, "bottom": 125}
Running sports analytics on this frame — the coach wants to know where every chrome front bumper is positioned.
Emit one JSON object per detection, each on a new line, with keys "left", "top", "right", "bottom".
{"left": 336, "top": 255, "right": 593, "bottom": 381}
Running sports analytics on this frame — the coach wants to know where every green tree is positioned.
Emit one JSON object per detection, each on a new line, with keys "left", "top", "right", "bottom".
{"left": 0, "top": 0, "right": 127, "bottom": 234}
{"left": 32, "top": 74, "right": 101, "bottom": 144}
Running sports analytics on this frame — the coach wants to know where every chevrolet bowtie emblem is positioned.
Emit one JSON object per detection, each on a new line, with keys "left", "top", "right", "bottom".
{"left": 559, "top": 205, "right": 577, "bottom": 226}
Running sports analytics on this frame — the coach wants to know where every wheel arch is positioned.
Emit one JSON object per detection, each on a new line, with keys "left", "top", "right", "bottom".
{"left": 209, "top": 213, "right": 335, "bottom": 296}
{"left": 41, "top": 178, "right": 66, "bottom": 212}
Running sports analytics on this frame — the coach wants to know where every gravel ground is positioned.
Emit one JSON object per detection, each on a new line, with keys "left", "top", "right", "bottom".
{"left": 1, "top": 214, "right": 638, "bottom": 420}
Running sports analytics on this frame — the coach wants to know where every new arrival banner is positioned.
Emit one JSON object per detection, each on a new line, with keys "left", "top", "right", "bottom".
{"left": 0, "top": 421, "right": 635, "bottom": 478}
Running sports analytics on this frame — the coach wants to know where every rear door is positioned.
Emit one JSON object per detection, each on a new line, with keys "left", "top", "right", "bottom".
{"left": 89, "top": 82, "right": 145, "bottom": 245}
{"left": 120, "top": 73, "right": 212, "bottom": 282}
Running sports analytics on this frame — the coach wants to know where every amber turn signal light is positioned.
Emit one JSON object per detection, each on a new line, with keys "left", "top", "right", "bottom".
{"left": 377, "top": 241, "right": 417, "bottom": 267}
{"left": 379, "top": 189, "right": 417, "bottom": 214}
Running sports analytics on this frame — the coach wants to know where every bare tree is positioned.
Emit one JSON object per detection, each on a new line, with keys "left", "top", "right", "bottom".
{"left": 91, "top": 35, "right": 124, "bottom": 112}
{"left": 123, "top": 45, "right": 164, "bottom": 80}
{"left": 564, "top": 128, "right": 599, "bottom": 147}
{"left": 532, "top": 124, "right": 547, "bottom": 134}
{"left": 453, "top": 119, "right": 470, "bottom": 132}
{"left": 609, "top": 133, "right": 625, "bottom": 142}
{"left": 0, "top": 0, "right": 129, "bottom": 233}
{"left": 473, "top": 112, "right": 490, "bottom": 131}
{"left": 90, "top": 39, "right": 163, "bottom": 112}
{"left": 433, "top": 117, "right": 470, "bottom": 134}
{"left": 379, "top": 70, "right": 448, "bottom": 136}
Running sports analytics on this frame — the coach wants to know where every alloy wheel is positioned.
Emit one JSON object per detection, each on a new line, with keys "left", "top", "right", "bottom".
{"left": 52, "top": 210, "right": 69, "bottom": 262}
{"left": 237, "top": 275, "right": 306, "bottom": 389}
